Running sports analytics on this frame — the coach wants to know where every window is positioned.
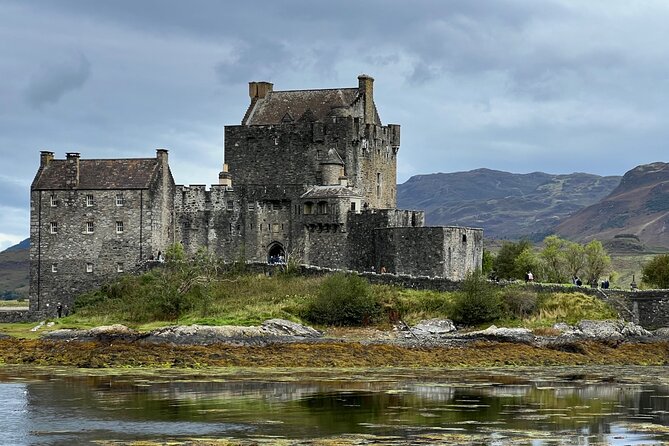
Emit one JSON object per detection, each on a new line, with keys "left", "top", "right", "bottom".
{"left": 50, "top": 222, "right": 58, "bottom": 234}
{"left": 86, "top": 194, "right": 94, "bottom": 206}
{"left": 116, "top": 263, "right": 124, "bottom": 273}
{"left": 50, "top": 195, "right": 57, "bottom": 207}
{"left": 304, "top": 202, "right": 314, "bottom": 215}
{"left": 51, "top": 263, "right": 58, "bottom": 273}
{"left": 350, "top": 202, "right": 356, "bottom": 211}
{"left": 317, "top": 201, "right": 328, "bottom": 214}
{"left": 85, "top": 221, "right": 94, "bottom": 234}
{"left": 376, "top": 173, "right": 382, "bottom": 199}
{"left": 227, "top": 200, "right": 234, "bottom": 211}
{"left": 86, "top": 262, "right": 93, "bottom": 273}
{"left": 462, "top": 234, "right": 467, "bottom": 243}
{"left": 115, "top": 221, "right": 124, "bottom": 233}
{"left": 248, "top": 203, "right": 255, "bottom": 211}
{"left": 116, "top": 193, "right": 124, "bottom": 206}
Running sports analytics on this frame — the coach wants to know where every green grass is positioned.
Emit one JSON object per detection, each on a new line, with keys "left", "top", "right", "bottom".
{"left": 0, "top": 299, "right": 28, "bottom": 308}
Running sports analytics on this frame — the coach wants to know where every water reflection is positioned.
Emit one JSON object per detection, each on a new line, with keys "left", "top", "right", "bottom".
{"left": 1, "top": 366, "right": 669, "bottom": 445}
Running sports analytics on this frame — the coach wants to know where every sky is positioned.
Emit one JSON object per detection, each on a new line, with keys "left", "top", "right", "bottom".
{"left": 1, "top": 0, "right": 669, "bottom": 250}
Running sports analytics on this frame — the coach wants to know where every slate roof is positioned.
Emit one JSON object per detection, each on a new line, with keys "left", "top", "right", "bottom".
{"left": 301, "top": 185, "right": 363, "bottom": 200}
{"left": 32, "top": 158, "right": 160, "bottom": 190}
{"left": 244, "top": 88, "right": 360, "bottom": 125}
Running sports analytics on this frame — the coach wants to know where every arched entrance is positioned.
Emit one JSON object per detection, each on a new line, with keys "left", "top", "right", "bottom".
{"left": 267, "top": 242, "right": 286, "bottom": 264}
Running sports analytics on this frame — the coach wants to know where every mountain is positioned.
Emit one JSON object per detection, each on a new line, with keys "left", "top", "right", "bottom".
{"left": 555, "top": 162, "right": 669, "bottom": 249}
{"left": 0, "top": 238, "right": 29, "bottom": 299}
{"left": 397, "top": 169, "right": 621, "bottom": 240}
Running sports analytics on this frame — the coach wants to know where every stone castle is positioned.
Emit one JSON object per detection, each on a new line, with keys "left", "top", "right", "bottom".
{"left": 29, "top": 75, "right": 483, "bottom": 314}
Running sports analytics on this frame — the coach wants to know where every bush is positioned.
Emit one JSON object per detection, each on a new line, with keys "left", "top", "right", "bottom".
{"left": 500, "top": 287, "right": 538, "bottom": 318}
{"left": 303, "top": 273, "right": 380, "bottom": 326}
{"left": 642, "top": 254, "right": 669, "bottom": 289}
{"left": 450, "top": 270, "right": 501, "bottom": 325}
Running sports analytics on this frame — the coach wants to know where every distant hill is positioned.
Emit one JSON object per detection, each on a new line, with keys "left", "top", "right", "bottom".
{"left": 555, "top": 162, "right": 669, "bottom": 250}
{"left": 397, "top": 169, "right": 621, "bottom": 240}
{"left": 0, "top": 238, "right": 29, "bottom": 299}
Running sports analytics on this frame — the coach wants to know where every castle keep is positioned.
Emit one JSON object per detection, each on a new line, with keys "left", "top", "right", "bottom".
{"left": 29, "top": 75, "right": 483, "bottom": 314}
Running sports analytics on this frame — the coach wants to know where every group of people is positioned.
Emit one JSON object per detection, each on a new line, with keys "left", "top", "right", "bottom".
{"left": 268, "top": 255, "right": 286, "bottom": 265}
{"left": 524, "top": 271, "right": 534, "bottom": 283}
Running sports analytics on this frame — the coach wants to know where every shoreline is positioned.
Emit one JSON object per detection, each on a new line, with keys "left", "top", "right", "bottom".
{"left": 1, "top": 337, "right": 668, "bottom": 368}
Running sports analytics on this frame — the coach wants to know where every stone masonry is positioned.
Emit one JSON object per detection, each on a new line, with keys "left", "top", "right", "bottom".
{"left": 29, "top": 75, "right": 483, "bottom": 316}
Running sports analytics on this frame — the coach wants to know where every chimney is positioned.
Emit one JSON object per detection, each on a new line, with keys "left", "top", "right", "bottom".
{"left": 65, "top": 152, "right": 80, "bottom": 188}
{"left": 218, "top": 163, "right": 233, "bottom": 187}
{"left": 248, "top": 81, "right": 274, "bottom": 100}
{"left": 156, "top": 148, "right": 169, "bottom": 167}
{"left": 358, "top": 74, "right": 375, "bottom": 124}
{"left": 40, "top": 151, "right": 54, "bottom": 167}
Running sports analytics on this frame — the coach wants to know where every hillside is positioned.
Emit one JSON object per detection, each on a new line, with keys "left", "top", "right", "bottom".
{"left": 556, "top": 162, "right": 669, "bottom": 250}
{"left": 0, "top": 238, "right": 29, "bottom": 299}
{"left": 397, "top": 169, "right": 621, "bottom": 240}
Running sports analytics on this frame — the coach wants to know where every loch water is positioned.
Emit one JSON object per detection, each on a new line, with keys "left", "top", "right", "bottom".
{"left": 2, "top": 366, "right": 669, "bottom": 445}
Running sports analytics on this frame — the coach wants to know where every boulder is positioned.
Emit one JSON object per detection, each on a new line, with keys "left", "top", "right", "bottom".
{"left": 42, "top": 325, "right": 139, "bottom": 342}
{"left": 463, "top": 325, "right": 535, "bottom": 343}
{"left": 654, "top": 327, "right": 669, "bottom": 338}
{"left": 142, "top": 325, "right": 265, "bottom": 345}
{"left": 576, "top": 320, "right": 652, "bottom": 340}
{"left": 261, "top": 319, "right": 321, "bottom": 338}
{"left": 410, "top": 319, "right": 457, "bottom": 336}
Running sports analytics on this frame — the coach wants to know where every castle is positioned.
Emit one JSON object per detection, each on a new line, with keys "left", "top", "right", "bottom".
{"left": 29, "top": 75, "right": 483, "bottom": 314}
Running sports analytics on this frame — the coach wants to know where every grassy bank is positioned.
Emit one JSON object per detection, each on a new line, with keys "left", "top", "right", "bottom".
{"left": 12, "top": 264, "right": 618, "bottom": 337}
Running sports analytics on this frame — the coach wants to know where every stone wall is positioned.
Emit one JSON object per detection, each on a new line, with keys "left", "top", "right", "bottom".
{"left": 373, "top": 226, "right": 483, "bottom": 280}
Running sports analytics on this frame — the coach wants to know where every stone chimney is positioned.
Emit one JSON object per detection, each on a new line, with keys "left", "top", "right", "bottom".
{"left": 40, "top": 151, "right": 54, "bottom": 167}
{"left": 218, "top": 163, "right": 232, "bottom": 187}
{"left": 358, "top": 74, "right": 375, "bottom": 124}
{"left": 156, "top": 148, "right": 169, "bottom": 167}
{"left": 249, "top": 81, "right": 273, "bottom": 100}
{"left": 65, "top": 152, "right": 80, "bottom": 188}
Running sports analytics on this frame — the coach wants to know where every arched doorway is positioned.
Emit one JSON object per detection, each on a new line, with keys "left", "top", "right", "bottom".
{"left": 267, "top": 242, "right": 286, "bottom": 264}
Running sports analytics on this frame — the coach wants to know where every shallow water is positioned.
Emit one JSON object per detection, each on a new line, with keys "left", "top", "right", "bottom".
{"left": 3, "top": 366, "right": 669, "bottom": 445}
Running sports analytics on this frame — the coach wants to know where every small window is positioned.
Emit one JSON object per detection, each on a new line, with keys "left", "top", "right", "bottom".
{"left": 317, "top": 201, "right": 328, "bottom": 214}
{"left": 304, "top": 202, "right": 314, "bottom": 215}
{"left": 86, "top": 194, "right": 94, "bottom": 207}
{"left": 462, "top": 234, "right": 467, "bottom": 243}
{"left": 248, "top": 203, "right": 255, "bottom": 211}
{"left": 350, "top": 202, "right": 356, "bottom": 211}
{"left": 227, "top": 200, "right": 234, "bottom": 211}
{"left": 50, "top": 222, "right": 58, "bottom": 234}
{"left": 116, "top": 193, "right": 124, "bottom": 206}
{"left": 50, "top": 195, "right": 57, "bottom": 207}
{"left": 51, "top": 263, "right": 58, "bottom": 273}
{"left": 85, "top": 221, "right": 94, "bottom": 234}
{"left": 86, "top": 262, "right": 93, "bottom": 273}
{"left": 116, "top": 263, "right": 124, "bottom": 273}
{"left": 116, "top": 221, "right": 124, "bottom": 233}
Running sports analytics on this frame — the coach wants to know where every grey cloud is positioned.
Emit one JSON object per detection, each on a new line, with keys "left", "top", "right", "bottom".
{"left": 24, "top": 52, "right": 91, "bottom": 108}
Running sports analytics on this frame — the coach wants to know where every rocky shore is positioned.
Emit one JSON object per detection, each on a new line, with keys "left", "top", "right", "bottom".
{"left": 0, "top": 318, "right": 667, "bottom": 369}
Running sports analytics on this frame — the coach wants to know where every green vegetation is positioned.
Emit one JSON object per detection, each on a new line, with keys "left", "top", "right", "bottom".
{"left": 642, "top": 254, "right": 669, "bottom": 289}
{"left": 489, "top": 236, "right": 613, "bottom": 286}
{"left": 64, "top": 254, "right": 619, "bottom": 331}
{"left": 450, "top": 270, "right": 501, "bottom": 325}
{"left": 303, "top": 273, "right": 380, "bottom": 326}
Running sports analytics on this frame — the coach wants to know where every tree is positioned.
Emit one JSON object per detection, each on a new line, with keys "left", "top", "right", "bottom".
{"left": 494, "top": 240, "right": 533, "bottom": 280}
{"left": 540, "top": 235, "right": 568, "bottom": 283}
{"left": 563, "top": 241, "right": 586, "bottom": 281}
{"left": 514, "top": 247, "right": 541, "bottom": 281}
{"left": 482, "top": 249, "right": 495, "bottom": 275}
{"left": 642, "top": 254, "right": 669, "bottom": 289}
{"left": 583, "top": 240, "right": 611, "bottom": 286}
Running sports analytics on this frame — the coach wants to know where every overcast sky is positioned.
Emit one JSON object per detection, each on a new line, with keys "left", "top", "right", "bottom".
{"left": 1, "top": 0, "right": 668, "bottom": 250}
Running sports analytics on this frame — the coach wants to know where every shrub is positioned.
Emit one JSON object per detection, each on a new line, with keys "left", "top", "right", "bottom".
{"left": 642, "top": 254, "right": 669, "bottom": 289}
{"left": 450, "top": 270, "right": 501, "bottom": 325}
{"left": 303, "top": 273, "right": 380, "bottom": 326}
{"left": 500, "top": 287, "right": 538, "bottom": 318}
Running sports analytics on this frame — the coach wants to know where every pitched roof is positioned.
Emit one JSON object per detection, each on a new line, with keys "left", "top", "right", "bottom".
{"left": 32, "top": 158, "right": 160, "bottom": 190}
{"left": 244, "top": 88, "right": 360, "bottom": 125}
